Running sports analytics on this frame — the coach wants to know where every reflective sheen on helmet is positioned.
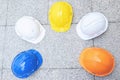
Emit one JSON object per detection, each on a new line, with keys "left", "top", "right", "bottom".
{"left": 11, "top": 49, "right": 43, "bottom": 78}
{"left": 15, "top": 16, "right": 45, "bottom": 44}
{"left": 49, "top": 1, "right": 73, "bottom": 32}
{"left": 76, "top": 12, "right": 108, "bottom": 40}
{"left": 79, "top": 47, "right": 115, "bottom": 77}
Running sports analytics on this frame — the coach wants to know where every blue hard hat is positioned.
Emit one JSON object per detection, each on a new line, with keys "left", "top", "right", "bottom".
{"left": 11, "top": 49, "right": 43, "bottom": 78}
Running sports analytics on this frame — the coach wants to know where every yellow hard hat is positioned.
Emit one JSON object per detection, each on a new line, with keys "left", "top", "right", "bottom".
{"left": 49, "top": 1, "right": 73, "bottom": 32}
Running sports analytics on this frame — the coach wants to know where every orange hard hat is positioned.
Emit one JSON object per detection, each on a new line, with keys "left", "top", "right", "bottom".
{"left": 79, "top": 47, "right": 115, "bottom": 77}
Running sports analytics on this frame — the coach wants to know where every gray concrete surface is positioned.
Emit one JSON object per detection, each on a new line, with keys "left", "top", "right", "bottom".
{"left": 0, "top": 0, "right": 7, "bottom": 25}
{"left": 0, "top": 0, "right": 120, "bottom": 80}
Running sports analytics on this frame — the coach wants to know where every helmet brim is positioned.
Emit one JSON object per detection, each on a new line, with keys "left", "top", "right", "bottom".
{"left": 29, "top": 49, "right": 43, "bottom": 70}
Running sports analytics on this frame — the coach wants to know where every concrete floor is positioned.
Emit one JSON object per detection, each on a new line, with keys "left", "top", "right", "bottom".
{"left": 0, "top": 0, "right": 120, "bottom": 80}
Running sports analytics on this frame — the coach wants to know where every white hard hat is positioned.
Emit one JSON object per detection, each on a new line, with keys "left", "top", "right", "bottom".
{"left": 15, "top": 16, "right": 45, "bottom": 44}
{"left": 76, "top": 12, "right": 108, "bottom": 40}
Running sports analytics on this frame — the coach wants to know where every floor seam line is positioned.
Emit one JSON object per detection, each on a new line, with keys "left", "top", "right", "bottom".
{"left": 1, "top": 0, "right": 9, "bottom": 79}
{"left": 1, "top": 26, "right": 7, "bottom": 80}
{"left": 91, "top": 0, "right": 95, "bottom": 79}
{"left": 3, "top": 68, "right": 83, "bottom": 70}
{"left": 1, "top": 21, "right": 120, "bottom": 27}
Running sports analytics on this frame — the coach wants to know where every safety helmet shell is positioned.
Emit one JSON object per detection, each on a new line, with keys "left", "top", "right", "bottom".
{"left": 76, "top": 12, "right": 108, "bottom": 40}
